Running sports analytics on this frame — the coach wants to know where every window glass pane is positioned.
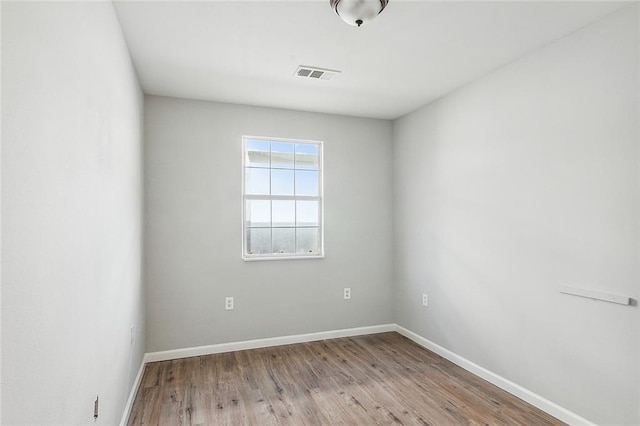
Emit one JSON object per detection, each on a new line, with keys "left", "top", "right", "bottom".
{"left": 271, "top": 142, "right": 294, "bottom": 169}
{"left": 296, "top": 201, "right": 318, "bottom": 227}
{"left": 272, "top": 200, "right": 295, "bottom": 227}
{"left": 243, "top": 138, "right": 322, "bottom": 259}
{"left": 295, "top": 170, "right": 318, "bottom": 196}
{"left": 245, "top": 168, "right": 270, "bottom": 195}
{"left": 272, "top": 169, "right": 294, "bottom": 195}
{"left": 297, "top": 227, "right": 319, "bottom": 254}
{"left": 295, "top": 144, "right": 318, "bottom": 170}
{"left": 245, "top": 200, "right": 270, "bottom": 227}
{"left": 246, "top": 228, "right": 271, "bottom": 255}
{"left": 245, "top": 140, "right": 270, "bottom": 168}
{"left": 273, "top": 228, "right": 295, "bottom": 254}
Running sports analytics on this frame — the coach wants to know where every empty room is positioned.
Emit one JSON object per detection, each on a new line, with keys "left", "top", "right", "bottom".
{"left": 2, "top": 0, "right": 639, "bottom": 425}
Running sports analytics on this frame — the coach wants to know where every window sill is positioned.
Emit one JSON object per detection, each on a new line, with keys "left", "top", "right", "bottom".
{"left": 242, "top": 254, "right": 325, "bottom": 262}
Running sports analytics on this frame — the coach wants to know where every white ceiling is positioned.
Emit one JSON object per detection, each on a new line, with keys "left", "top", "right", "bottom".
{"left": 113, "top": 1, "right": 627, "bottom": 120}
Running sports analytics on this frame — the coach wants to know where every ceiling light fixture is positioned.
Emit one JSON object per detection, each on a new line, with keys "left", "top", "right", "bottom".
{"left": 330, "top": 0, "right": 389, "bottom": 27}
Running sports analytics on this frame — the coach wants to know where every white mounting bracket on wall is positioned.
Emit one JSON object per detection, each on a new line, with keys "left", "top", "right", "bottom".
{"left": 559, "top": 285, "right": 631, "bottom": 306}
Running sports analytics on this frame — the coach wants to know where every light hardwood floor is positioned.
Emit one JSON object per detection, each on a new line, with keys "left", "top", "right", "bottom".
{"left": 128, "top": 332, "right": 564, "bottom": 425}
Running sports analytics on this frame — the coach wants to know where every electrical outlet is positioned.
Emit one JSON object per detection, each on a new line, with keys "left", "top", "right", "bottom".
{"left": 225, "top": 297, "right": 234, "bottom": 310}
{"left": 422, "top": 293, "right": 428, "bottom": 307}
{"left": 344, "top": 288, "right": 351, "bottom": 300}
{"left": 130, "top": 325, "right": 135, "bottom": 345}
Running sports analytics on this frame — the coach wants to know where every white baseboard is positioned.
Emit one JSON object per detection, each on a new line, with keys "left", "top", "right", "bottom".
{"left": 394, "top": 325, "right": 594, "bottom": 426}
{"left": 143, "top": 324, "right": 395, "bottom": 363}
{"left": 119, "top": 360, "right": 146, "bottom": 426}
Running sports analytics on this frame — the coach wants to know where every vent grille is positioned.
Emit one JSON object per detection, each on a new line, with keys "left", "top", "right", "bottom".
{"left": 295, "top": 66, "right": 341, "bottom": 81}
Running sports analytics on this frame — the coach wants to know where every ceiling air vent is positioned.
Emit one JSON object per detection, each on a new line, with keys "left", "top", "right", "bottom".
{"left": 295, "top": 66, "right": 341, "bottom": 81}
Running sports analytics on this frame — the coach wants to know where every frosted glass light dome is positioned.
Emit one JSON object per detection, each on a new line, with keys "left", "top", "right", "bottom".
{"left": 330, "top": 0, "right": 389, "bottom": 27}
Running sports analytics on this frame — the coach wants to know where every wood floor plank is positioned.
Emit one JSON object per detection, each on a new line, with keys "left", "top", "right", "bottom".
{"left": 128, "top": 332, "right": 565, "bottom": 426}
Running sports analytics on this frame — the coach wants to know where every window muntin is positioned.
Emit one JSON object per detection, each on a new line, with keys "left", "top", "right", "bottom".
{"left": 242, "top": 137, "right": 323, "bottom": 260}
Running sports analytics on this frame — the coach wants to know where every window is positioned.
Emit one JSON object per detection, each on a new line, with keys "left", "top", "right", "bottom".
{"left": 242, "top": 136, "right": 323, "bottom": 260}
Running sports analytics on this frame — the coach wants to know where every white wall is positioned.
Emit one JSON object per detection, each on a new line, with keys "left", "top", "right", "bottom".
{"left": 144, "top": 96, "right": 393, "bottom": 352}
{"left": 393, "top": 5, "right": 639, "bottom": 425}
{"left": 637, "top": 5, "right": 640, "bottom": 424}
{"left": 2, "top": 2, "right": 145, "bottom": 424}
{"left": 0, "top": 1, "right": 4, "bottom": 421}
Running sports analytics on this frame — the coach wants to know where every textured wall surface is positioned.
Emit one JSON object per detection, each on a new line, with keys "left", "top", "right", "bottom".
{"left": 2, "top": 2, "right": 145, "bottom": 424}
{"left": 144, "top": 96, "right": 394, "bottom": 352}
{"left": 393, "top": 6, "right": 639, "bottom": 424}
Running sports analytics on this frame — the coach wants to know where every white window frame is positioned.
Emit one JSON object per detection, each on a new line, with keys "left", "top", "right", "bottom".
{"left": 242, "top": 135, "right": 324, "bottom": 261}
